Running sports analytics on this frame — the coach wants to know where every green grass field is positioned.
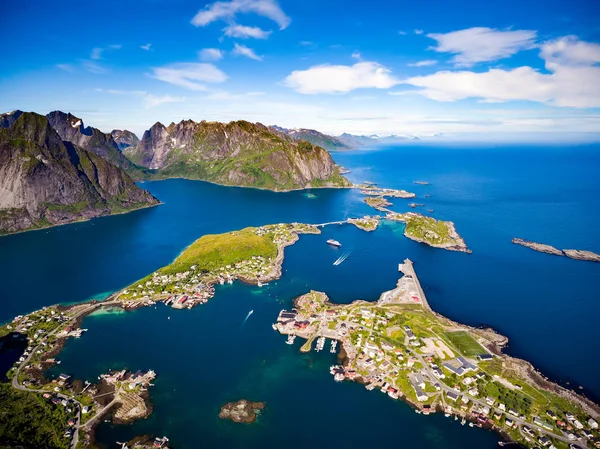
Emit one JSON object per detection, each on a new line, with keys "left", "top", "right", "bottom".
{"left": 166, "top": 227, "right": 278, "bottom": 274}
{"left": 444, "top": 331, "right": 486, "bottom": 357}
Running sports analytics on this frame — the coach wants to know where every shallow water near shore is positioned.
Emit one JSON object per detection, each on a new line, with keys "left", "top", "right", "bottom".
{"left": 2, "top": 144, "right": 600, "bottom": 447}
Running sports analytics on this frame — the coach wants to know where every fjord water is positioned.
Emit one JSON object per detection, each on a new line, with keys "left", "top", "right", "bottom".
{"left": 2, "top": 144, "right": 600, "bottom": 448}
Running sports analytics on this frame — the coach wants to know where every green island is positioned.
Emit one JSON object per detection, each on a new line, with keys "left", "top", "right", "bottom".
{"left": 386, "top": 212, "right": 471, "bottom": 253}
{"left": 364, "top": 196, "right": 392, "bottom": 211}
{"left": 274, "top": 260, "right": 600, "bottom": 449}
{"left": 347, "top": 216, "right": 380, "bottom": 231}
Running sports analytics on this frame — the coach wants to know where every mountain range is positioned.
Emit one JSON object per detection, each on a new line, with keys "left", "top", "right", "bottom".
{"left": 0, "top": 110, "right": 352, "bottom": 235}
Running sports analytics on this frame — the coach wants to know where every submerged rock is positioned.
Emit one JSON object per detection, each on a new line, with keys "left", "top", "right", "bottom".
{"left": 218, "top": 399, "right": 265, "bottom": 423}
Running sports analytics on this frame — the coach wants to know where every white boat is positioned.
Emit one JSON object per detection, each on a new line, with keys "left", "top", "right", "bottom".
{"left": 286, "top": 335, "right": 296, "bottom": 345}
{"left": 326, "top": 239, "right": 342, "bottom": 248}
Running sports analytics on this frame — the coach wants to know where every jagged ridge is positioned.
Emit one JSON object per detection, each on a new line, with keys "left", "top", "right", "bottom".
{"left": 46, "top": 111, "right": 149, "bottom": 180}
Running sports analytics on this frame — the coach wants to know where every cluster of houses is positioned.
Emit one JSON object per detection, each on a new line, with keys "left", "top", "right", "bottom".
{"left": 273, "top": 298, "right": 600, "bottom": 449}
{"left": 100, "top": 369, "right": 156, "bottom": 390}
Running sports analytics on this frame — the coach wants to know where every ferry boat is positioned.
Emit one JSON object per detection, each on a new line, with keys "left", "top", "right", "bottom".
{"left": 326, "top": 239, "right": 342, "bottom": 248}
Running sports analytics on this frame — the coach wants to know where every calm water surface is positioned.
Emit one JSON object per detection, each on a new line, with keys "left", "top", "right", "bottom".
{"left": 2, "top": 144, "right": 599, "bottom": 448}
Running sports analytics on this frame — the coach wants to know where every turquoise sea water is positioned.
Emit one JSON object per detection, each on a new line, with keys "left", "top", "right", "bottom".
{"left": 2, "top": 144, "right": 600, "bottom": 448}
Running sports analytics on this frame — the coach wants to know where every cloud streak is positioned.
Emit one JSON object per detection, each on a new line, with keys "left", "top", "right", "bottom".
{"left": 191, "top": 0, "right": 290, "bottom": 30}
{"left": 95, "top": 88, "right": 185, "bottom": 108}
{"left": 232, "top": 43, "right": 262, "bottom": 61}
{"left": 151, "top": 63, "right": 228, "bottom": 90}
{"left": 427, "top": 27, "right": 537, "bottom": 66}
{"left": 223, "top": 24, "right": 271, "bottom": 39}
{"left": 408, "top": 60, "right": 438, "bottom": 67}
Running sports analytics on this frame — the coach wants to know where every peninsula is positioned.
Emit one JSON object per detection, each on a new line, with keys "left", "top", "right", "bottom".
{"left": 274, "top": 260, "right": 600, "bottom": 448}
{"left": 512, "top": 238, "right": 600, "bottom": 262}
{"left": 0, "top": 302, "right": 158, "bottom": 449}
{"left": 116, "top": 222, "right": 321, "bottom": 309}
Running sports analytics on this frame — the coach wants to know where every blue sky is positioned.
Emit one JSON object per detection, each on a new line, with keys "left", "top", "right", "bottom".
{"left": 2, "top": 0, "right": 600, "bottom": 139}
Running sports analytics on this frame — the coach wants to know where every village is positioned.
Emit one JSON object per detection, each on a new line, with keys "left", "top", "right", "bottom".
{"left": 274, "top": 260, "right": 600, "bottom": 449}
{"left": 116, "top": 222, "right": 320, "bottom": 310}
{"left": 1, "top": 303, "right": 161, "bottom": 448}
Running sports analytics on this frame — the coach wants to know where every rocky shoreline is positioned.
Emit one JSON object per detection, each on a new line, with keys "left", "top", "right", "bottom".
{"left": 512, "top": 238, "right": 600, "bottom": 262}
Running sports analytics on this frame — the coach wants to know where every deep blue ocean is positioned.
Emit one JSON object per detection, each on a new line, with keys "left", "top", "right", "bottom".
{"left": 1, "top": 144, "right": 599, "bottom": 448}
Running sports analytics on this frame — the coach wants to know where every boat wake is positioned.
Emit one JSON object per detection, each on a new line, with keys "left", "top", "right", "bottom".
{"left": 241, "top": 310, "right": 254, "bottom": 327}
{"left": 333, "top": 252, "right": 351, "bottom": 266}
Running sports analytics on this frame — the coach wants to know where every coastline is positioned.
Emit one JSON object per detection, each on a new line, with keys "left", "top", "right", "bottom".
{"left": 0, "top": 201, "right": 162, "bottom": 238}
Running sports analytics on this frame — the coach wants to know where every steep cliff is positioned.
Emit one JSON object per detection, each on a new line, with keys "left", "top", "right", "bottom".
{"left": 46, "top": 111, "right": 148, "bottom": 180}
{"left": 124, "top": 120, "right": 350, "bottom": 191}
{"left": 0, "top": 113, "right": 159, "bottom": 235}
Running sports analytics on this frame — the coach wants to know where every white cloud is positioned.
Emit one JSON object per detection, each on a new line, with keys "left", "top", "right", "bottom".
{"left": 81, "top": 60, "right": 106, "bottom": 74}
{"left": 191, "top": 0, "right": 290, "bottom": 30}
{"left": 223, "top": 24, "right": 271, "bottom": 39}
{"left": 427, "top": 27, "right": 537, "bottom": 66}
{"left": 403, "top": 37, "right": 600, "bottom": 108}
{"left": 140, "top": 43, "right": 152, "bottom": 51}
{"left": 351, "top": 51, "right": 361, "bottom": 60}
{"left": 408, "top": 60, "right": 438, "bottom": 67}
{"left": 90, "top": 48, "right": 103, "bottom": 60}
{"left": 398, "top": 31, "right": 407, "bottom": 36}
{"left": 232, "top": 43, "right": 263, "bottom": 61}
{"left": 198, "top": 48, "right": 224, "bottom": 61}
{"left": 284, "top": 61, "right": 399, "bottom": 94}
{"left": 144, "top": 94, "right": 185, "bottom": 108}
{"left": 151, "top": 63, "right": 228, "bottom": 90}
{"left": 414, "top": 29, "right": 423, "bottom": 35}
{"left": 90, "top": 45, "right": 122, "bottom": 60}
{"left": 95, "top": 88, "right": 185, "bottom": 108}
{"left": 56, "top": 64, "right": 75, "bottom": 72}
{"left": 540, "top": 35, "right": 600, "bottom": 67}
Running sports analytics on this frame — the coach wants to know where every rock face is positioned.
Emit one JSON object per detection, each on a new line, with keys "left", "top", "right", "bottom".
{"left": 511, "top": 238, "right": 564, "bottom": 256}
{"left": 0, "top": 112, "right": 159, "bottom": 235}
{"left": 512, "top": 239, "right": 600, "bottom": 262}
{"left": 218, "top": 399, "right": 265, "bottom": 423}
{"left": 111, "top": 129, "right": 140, "bottom": 151}
{"left": 270, "top": 125, "right": 350, "bottom": 152}
{"left": 0, "top": 110, "right": 23, "bottom": 128}
{"left": 125, "top": 120, "right": 350, "bottom": 191}
{"left": 46, "top": 111, "right": 147, "bottom": 180}
{"left": 563, "top": 250, "right": 600, "bottom": 262}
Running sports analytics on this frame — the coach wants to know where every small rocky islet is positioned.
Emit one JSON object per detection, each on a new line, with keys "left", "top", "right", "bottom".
{"left": 512, "top": 238, "right": 600, "bottom": 262}
{"left": 218, "top": 399, "right": 265, "bottom": 423}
